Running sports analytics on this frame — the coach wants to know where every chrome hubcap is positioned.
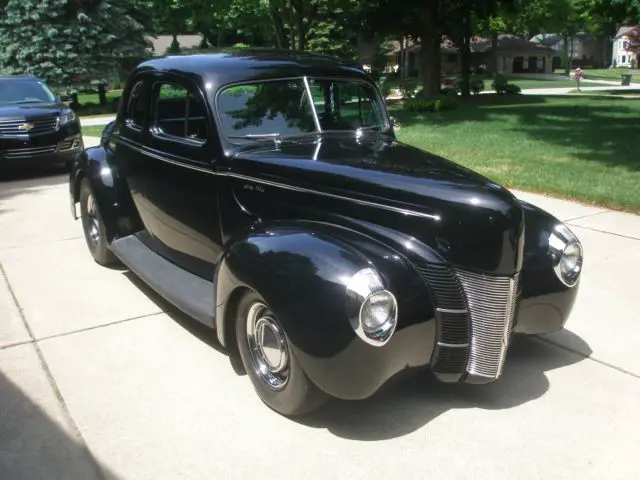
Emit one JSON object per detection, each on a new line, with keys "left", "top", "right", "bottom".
{"left": 246, "top": 302, "right": 289, "bottom": 390}
{"left": 85, "top": 193, "right": 100, "bottom": 247}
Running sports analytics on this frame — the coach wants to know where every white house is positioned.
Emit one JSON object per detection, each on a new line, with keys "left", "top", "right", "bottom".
{"left": 612, "top": 26, "right": 639, "bottom": 68}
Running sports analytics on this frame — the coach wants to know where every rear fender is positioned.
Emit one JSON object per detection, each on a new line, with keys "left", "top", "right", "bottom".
{"left": 70, "top": 145, "right": 141, "bottom": 242}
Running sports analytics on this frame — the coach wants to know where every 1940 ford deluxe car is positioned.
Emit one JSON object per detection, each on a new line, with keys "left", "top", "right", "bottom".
{"left": 68, "top": 50, "right": 583, "bottom": 416}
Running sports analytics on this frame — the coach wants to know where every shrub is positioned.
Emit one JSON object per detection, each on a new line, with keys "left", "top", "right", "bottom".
{"left": 402, "top": 94, "right": 459, "bottom": 113}
{"left": 399, "top": 78, "right": 419, "bottom": 99}
{"left": 452, "top": 77, "right": 485, "bottom": 95}
{"left": 492, "top": 75, "right": 521, "bottom": 95}
{"left": 505, "top": 84, "right": 521, "bottom": 94}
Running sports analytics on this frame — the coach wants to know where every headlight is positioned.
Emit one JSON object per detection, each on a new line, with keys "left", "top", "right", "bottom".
{"left": 346, "top": 268, "right": 398, "bottom": 346}
{"left": 549, "top": 224, "right": 583, "bottom": 287}
{"left": 59, "top": 109, "right": 77, "bottom": 125}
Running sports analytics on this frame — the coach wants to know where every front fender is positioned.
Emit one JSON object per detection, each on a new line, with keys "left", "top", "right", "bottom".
{"left": 215, "top": 222, "right": 436, "bottom": 400}
{"left": 69, "top": 145, "right": 141, "bottom": 242}
{"left": 515, "top": 200, "right": 581, "bottom": 334}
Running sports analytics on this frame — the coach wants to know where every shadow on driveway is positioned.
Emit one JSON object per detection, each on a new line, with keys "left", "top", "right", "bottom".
{"left": 0, "top": 371, "right": 121, "bottom": 480}
{"left": 120, "top": 265, "right": 592, "bottom": 440}
{"left": 298, "top": 332, "right": 590, "bottom": 440}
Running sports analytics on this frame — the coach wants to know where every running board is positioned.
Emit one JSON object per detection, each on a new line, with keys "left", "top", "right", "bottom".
{"left": 110, "top": 234, "right": 215, "bottom": 327}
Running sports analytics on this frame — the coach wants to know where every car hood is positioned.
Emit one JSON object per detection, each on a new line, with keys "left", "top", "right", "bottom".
{"left": 230, "top": 135, "right": 525, "bottom": 274}
{"left": 0, "top": 103, "right": 65, "bottom": 119}
{"left": 231, "top": 135, "right": 519, "bottom": 218}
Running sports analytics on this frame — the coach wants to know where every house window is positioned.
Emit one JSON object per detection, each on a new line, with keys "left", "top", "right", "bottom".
{"left": 622, "top": 55, "right": 627, "bottom": 64}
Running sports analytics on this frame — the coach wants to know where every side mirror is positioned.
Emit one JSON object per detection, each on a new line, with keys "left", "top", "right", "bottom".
{"left": 389, "top": 116, "right": 398, "bottom": 131}
{"left": 100, "top": 121, "right": 117, "bottom": 146}
{"left": 59, "top": 94, "right": 71, "bottom": 102}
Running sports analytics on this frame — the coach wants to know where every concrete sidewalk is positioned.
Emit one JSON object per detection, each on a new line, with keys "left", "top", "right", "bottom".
{"left": 1, "top": 167, "right": 639, "bottom": 480}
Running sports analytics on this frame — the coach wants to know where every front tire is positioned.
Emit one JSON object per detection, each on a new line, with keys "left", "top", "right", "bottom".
{"left": 236, "top": 291, "right": 328, "bottom": 416}
{"left": 79, "top": 178, "right": 117, "bottom": 266}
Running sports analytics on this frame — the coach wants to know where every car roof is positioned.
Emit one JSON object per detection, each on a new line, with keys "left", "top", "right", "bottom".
{"left": 0, "top": 74, "right": 39, "bottom": 81}
{"left": 132, "top": 49, "right": 372, "bottom": 91}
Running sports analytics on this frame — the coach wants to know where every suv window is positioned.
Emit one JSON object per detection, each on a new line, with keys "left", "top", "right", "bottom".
{"left": 153, "top": 82, "right": 208, "bottom": 143}
{"left": 126, "top": 81, "right": 149, "bottom": 129}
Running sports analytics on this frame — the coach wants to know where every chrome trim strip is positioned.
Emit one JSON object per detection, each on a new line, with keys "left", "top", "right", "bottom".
{"left": 116, "top": 137, "right": 214, "bottom": 175}
{"left": 437, "top": 342, "right": 469, "bottom": 348}
{"left": 436, "top": 308, "right": 468, "bottom": 314}
{"left": 115, "top": 137, "right": 441, "bottom": 221}
{"left": 303, "top": 76, "right": 322, "bottom": 132}
{"left": 224, "top": 173, "right": 441, "bottom": 221}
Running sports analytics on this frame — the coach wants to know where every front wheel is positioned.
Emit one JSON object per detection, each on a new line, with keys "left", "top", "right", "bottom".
{"left": 79, "top": 178, "right": 117, "bottom": 266}
{"left": 236, "top": 291, "right": 328, "bottom": 416}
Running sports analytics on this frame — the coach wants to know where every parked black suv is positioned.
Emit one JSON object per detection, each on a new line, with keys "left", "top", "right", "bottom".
{"left": 0, "top": 74, "right": 83, "bottom": 170}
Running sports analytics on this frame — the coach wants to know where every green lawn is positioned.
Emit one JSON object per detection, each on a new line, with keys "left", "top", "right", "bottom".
{"left": 574, "top": 68, "right": 639, "bottom": 82}
{"left": 76, "top": 90, "right": 122, "bottom": 105}
{"left": 81, "top": 125, "right": 108, "bottom": 137}
{"left": 391, "top": 95, "right": 640, "bottom": 212}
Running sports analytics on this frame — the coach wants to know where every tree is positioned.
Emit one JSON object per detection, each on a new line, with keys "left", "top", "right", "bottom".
{"left": 0, "top": 0, "right": 151, "bottom": 101}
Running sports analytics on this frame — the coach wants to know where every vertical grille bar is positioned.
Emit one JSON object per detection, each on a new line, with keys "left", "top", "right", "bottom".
{"left": 455, "top": 270, "right": 520, "bottom": 380}
{"left": 416, "top": 263, "right": 470, "bottom": 375}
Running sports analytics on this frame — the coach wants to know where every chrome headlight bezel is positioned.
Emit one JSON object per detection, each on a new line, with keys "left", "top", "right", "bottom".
{"left": 59, "top": 109, "right": 77, "bottom": 125}
{"left": 549, "top": 224, "right": 583, "bottom": 287}
{"left": 346, "top": 268, "right": 398, "bottom": 346}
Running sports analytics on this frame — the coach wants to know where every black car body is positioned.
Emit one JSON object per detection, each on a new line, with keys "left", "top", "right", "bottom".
{"left": 0, "top": 75, "right": 83, "bottom": 169}
{"left": 68, "top": 51, "right": 583, "bottom": 416}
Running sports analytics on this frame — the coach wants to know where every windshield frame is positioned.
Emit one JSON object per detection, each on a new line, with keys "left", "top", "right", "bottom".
{"left": 0, "top": 79, "right": 58, "bottom": 106}
{"left": 213, "top": 75, "right": 392, "bottom": 146}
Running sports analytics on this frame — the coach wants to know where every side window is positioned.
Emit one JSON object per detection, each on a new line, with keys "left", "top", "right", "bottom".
{"left": 153, "top": 82, "right": 208, "bottom": 144}
{"left": 126, "top": 81, "right": 149, "bottom": 130}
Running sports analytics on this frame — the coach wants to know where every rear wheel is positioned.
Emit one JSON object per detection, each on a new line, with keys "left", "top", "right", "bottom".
{"left": 79, "top": 178, "right": 117, "bottom": 266}
{"left": 236, "top": 291, "right": 328, "bottom": 416}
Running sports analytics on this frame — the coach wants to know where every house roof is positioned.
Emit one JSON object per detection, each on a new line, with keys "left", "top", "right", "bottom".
{"left": 389, "top": 34, "right": 553, "bottom": 55}
{"left": 144, "top": 35, "right": 205, "bottom": 56}
{"left": 471, "top": 35, "right": 554, "bottom": 53}
{"left": 615, "top": 26, "right": 640, "bottom": 39}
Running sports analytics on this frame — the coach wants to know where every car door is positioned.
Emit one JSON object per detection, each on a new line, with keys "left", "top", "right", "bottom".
{"left": 127, "top": 74, "right": 222, "bottom": 280}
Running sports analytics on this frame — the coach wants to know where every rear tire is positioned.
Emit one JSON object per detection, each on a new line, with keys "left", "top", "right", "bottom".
{"left": 79, "top": 178, "right": 117, "bottom": 266}
{"left": 236, "top": 291, "right": 328, "bottom": 417}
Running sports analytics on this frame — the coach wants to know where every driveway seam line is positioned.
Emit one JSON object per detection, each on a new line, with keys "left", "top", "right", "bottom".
{"left": 0, "top": 339, "right": 34, "bottom": 351}
{"left": 534, "top": 335, "right": 640, "bottom": 380}
{"left": 0, "top": 262, "right": 108, "bottom": 480}
{"left": 36, "top": 311, "right": 163, "bottom": 343}
{"left": 0, "top": 235, "right": 83, "bottom": 253}
{"left": 563, "top": 210, "right": 609, "bottom": 223}
{"left": 564, "top": 224, "right": 640, "bottom": 241}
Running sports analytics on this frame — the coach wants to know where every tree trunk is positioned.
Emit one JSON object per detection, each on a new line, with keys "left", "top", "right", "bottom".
{"left": 418, "top": 36, "right": 442, "bottom": 98}
{"left": 418, "top": 2, "right": 442, "bottom": 98}
{"left": 271, "top": 8, "right": 288, "bottom": 49}
{"left": 563, "top": 35, "right": 570, "bottom": 74}
{"left": 459, "top": 13, "right": 472, "bottom": 97}
{"left": 98, "top": 83, "right": 107, "bottom": 106}
{"left": 491, "top": 32, "right": 499, "bottom": 77}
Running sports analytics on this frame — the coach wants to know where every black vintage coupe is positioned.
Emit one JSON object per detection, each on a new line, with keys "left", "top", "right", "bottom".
{"left": 0, "top": 74, "right": 83, "bottom": 169}
{"left": 68, "top": 50, "right": 583, "bottom": 416}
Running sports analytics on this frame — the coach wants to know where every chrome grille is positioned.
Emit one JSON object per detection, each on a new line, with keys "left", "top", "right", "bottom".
{"left": 2, "top": 145, "right": 57, "bottom": 159}
{"left": 0, "top": 116, "right": 59, "bottom": 136}
{"left": 416, "top": 263, "right": 469, "bottom": 374}
{"left": 455, "top": 270, "right": 520, "bottom": 380}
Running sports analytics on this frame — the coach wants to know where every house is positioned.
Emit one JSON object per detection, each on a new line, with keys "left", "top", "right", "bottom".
{"left": 144, "top": 35, "right": 205, "bottom": 56}
{"left": 612, "top": 26, "right": 640, "bottom": 68}
{"left": 386, "top": 34, "right": 555, "bottom": 76}
{"left": 530, "top": 32, "right": 604, "bottom": 68}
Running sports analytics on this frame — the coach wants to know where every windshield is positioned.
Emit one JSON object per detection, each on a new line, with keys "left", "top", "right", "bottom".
{"left": 216, "top": 77, "right": 388, "bottom": 142}
{"left": 0, "top": 79, "right": 57, "bottom": 106}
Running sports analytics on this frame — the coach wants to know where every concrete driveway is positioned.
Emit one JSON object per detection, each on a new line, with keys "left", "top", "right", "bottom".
{"left": 1, "top": 142, "right": 639, "bottom": 480}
